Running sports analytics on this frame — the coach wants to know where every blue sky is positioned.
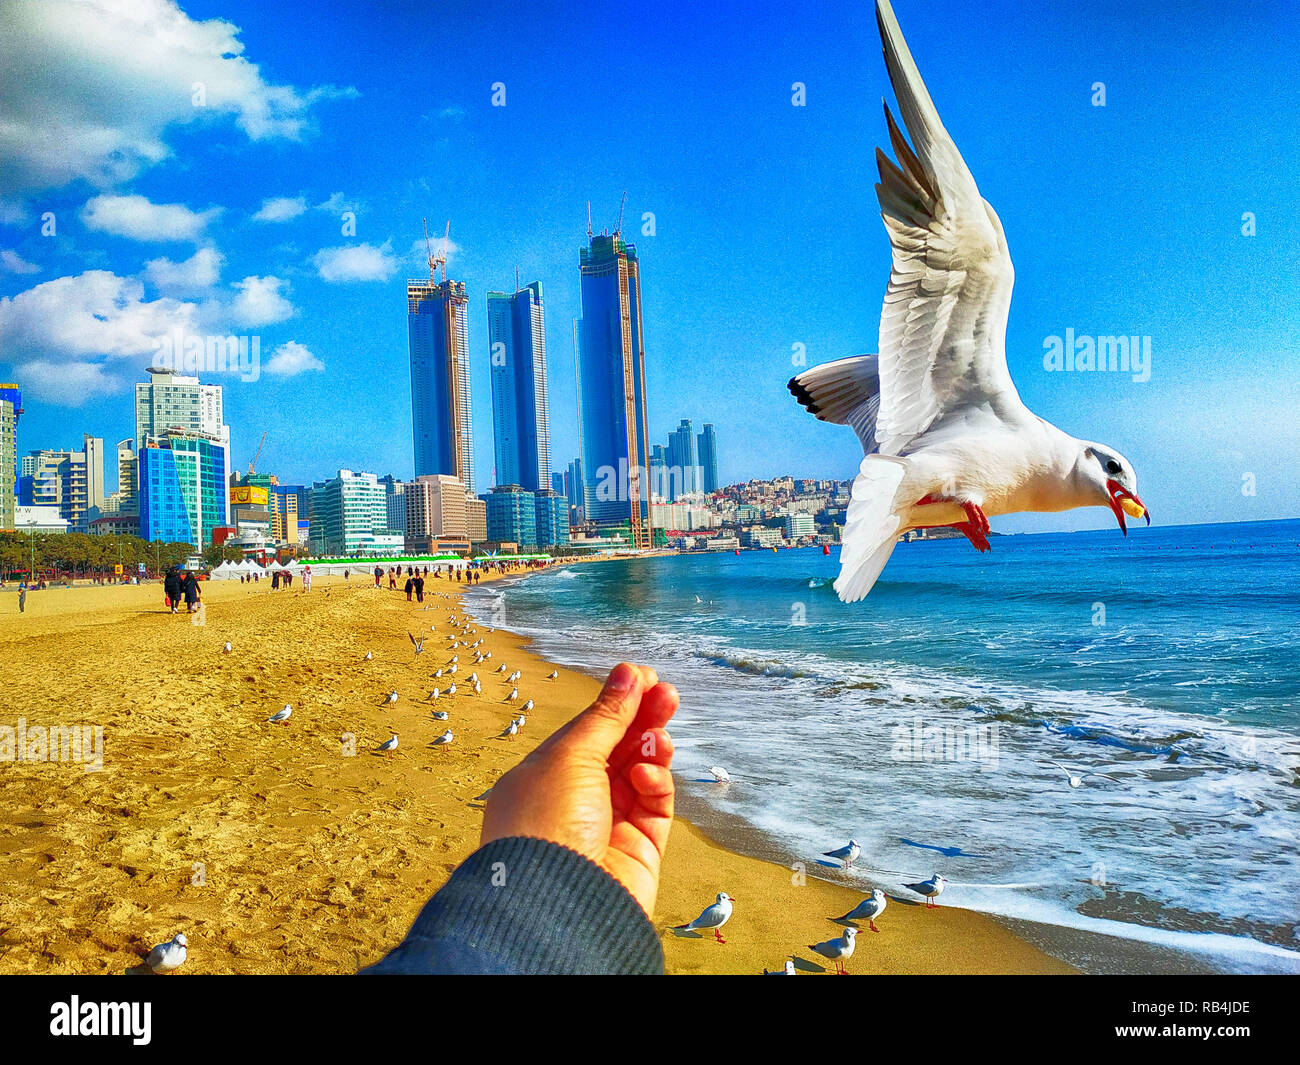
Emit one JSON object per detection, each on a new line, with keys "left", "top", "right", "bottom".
{"left": 1, "top": 0, "right": 1296, "bottom": 531}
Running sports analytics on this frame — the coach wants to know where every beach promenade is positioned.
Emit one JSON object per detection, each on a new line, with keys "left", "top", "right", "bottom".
{"left": 0, "top": 573, "right": 1070, "bottom": 975}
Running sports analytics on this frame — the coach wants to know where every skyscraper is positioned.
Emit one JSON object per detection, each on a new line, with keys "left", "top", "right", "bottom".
{"left": 488, "top": 281, "right": 550, "bottom": 492}
{"left": 666, "top": 419, "right": 698, "bottom": 500}
{"left": 409, "top": 277, "right": 475, "bottom": 493}
{"left": 576, "top": 232, "right": 651, "bottom": 548}
{"left": 18, "top": 436, "right": 104, "bottom": 531}
{"left": 483, "top": 484, "right": 536, "bottom": 547}
{"left": 697, "top": 423, "right": 719, "bottom": 493}
{"left": 116, "top": 438, "right": 137, "bottom": 514}
{"left": 0, "top": 384, "right": 20, "bottom": 531}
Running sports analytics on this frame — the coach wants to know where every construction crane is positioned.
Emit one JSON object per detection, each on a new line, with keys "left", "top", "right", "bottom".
{"left": 247, "top": 430, "right": 267, "bottom": 477}
{"left": 613, "top": 190, "right": 627, "bottom": 238}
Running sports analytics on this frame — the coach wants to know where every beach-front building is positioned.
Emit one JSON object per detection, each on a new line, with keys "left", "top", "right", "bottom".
{"left": 409, "top": 276, "right": 475, "bottom": 494}
{"left": 484, "top": 484, "right": 536, "bottom": 548}
{"left": 116, "top": 437, "right": 137, "bottom": 514}
{"left": 0, "top": 384, "right": 23, "bottom": 530}
{"left": 138, "top": 430, "right": 229, "bottom": 547}
{"left": 533, "top": 488, "right": 569, "bottom": 549}
{"left": 309, "top": 469, "right": 394, "bottom": 556}
{"left": 17, "top": 436, "right": 105, "bottom": 532}
{"left": 404, "top": 473, "right": 479, "bottom": 552}
{"left": 135, "top": 368, "right": 230, "bottom": 528}
{"left": 487, "top": 281, "right": 551, "bottom": 493}
{"left": 576, "top": 231, "right": 652, "bottom": 548}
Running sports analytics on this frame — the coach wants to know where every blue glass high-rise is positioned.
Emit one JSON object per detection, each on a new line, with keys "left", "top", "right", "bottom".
{"left": 487, "top": 282, "right": 550, "bottom": 492}
{"left": 576, "top": 233, "right": 651, "bottom": 547}
{"left": 409, "top": 277, "right": 474, "bottom": 493}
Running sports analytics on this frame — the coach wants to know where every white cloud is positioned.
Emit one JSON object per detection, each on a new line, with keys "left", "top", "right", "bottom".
{"left": 252, "top": 196, "right": 308, "bottom": 223}
{"left": 0, "top": 250, "right": 41, "bottom": 275}
{"left": 82, "top": 194, "right": 221, "bottom": 242}
{"left": 312, "top": 242, "right": 397, "bottom": 283}
{"left": 0, "top": 0, "right": 357, "bottom": 195}
{"left": 265, "top": 340, "right": 324, "bottom": 377}
{"left": 0, "top": 269, "right": 200, "bottom": 404}
{"left": 143, "top": 246, "right": 223, "bottom": 292}
{"left": 229, "top": 275, "right": 293, "bottom": 326}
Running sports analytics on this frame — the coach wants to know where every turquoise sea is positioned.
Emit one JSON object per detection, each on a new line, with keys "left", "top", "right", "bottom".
{"left": 465, "top": 519, "right": 1300, "bottom": 973}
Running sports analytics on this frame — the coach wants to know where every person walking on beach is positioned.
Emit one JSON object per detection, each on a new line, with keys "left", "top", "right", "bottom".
{"left": 413, "top": 572, "right": 425, "bottom": 603}
{"left": 271, "top": 569, "right": 280, "bottom": 591}
{"left": 303, "top": 566, "right": 312, "bottom": 592}
{"left": 363, "top": 663, "right": 678, "bottom": 975}
{"left": 388, "top": 568, "right": 397, "bottom": 590}
{"left": 18, "top": 582, "right": 26, "bottom": 614}
{"left": 164, "top": 567, "right": 182, "bottom": 613}
{"left": 182, "top": 570, "right": 200, "bottom": 613}
{"left": 404, "top": 575, "right": 413, "bottom": 602}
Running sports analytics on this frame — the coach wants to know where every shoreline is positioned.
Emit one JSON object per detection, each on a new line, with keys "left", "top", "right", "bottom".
{"left": 465, "top": 559, "right": 1298, "bottom": 976}
{"left": 0, "top": 570, "right": 1069, "bottom": 974}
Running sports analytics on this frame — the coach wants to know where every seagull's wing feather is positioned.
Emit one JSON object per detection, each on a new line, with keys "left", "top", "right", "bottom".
{"left": 788, "top": 355, "right": 882, "bottom": 453}
{"left": 872, "top": 0, "right": 1023, "bottom": 456}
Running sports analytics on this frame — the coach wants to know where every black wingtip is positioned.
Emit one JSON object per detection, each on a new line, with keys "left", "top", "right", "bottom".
{"left": 787, "top": 374, "right": 820, "bottom": 416}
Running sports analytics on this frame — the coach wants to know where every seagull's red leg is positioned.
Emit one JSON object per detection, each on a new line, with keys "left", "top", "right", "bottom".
{"left": 869, "top": 919, "right": 879, "bottom": 933}
{"left": 951, "top": 521, "right": 991, "bottom": 553}
{"left": 962, "top": 501, "right": 990, "bottom": 535}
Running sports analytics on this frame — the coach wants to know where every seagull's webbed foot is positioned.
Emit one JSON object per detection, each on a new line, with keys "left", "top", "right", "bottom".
{"left": 953, "top": 521, "right": 991, "bottom": 553}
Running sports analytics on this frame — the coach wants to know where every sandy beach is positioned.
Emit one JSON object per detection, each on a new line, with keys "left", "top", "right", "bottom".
{"left": 0, "top": 572, "right": 1071, "bottom": 975}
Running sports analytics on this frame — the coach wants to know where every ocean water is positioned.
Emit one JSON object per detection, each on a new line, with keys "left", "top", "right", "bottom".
{"left": 463, "top": 519, "right": 1300, "bottom": 973}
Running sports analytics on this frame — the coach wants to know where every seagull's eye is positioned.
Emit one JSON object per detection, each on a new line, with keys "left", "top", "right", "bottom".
{"left": 1104, "top": 460, "right": 1121, "bottom": 475}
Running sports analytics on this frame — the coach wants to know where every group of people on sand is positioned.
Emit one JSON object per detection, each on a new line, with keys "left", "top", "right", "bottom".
{"left": 161, "top": 567, "right": 201, "bottom": 614}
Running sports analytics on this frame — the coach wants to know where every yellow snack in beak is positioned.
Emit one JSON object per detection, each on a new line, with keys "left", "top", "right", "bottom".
{"left": 1120, "top": 498, "right": 1146, "bottom": 520}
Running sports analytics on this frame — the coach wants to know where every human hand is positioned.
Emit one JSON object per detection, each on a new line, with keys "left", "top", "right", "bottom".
{"left": 481, "top": 663, "right": 678, "bottom": 917}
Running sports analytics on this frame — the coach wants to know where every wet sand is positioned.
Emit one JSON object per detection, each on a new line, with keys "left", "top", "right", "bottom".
{"left": 0, "top": 574, "right": 1071, "bottom": 974}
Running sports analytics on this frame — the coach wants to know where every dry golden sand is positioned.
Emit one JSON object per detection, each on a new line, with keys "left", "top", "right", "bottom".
{"left": 0, "top": 573, "right": 1071, "bottom": 975}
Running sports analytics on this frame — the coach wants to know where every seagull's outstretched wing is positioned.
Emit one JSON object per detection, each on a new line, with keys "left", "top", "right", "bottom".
{"left": 788, "top": 355, "right": 882, "bottom": 454}
{"left": 872, "top": 0, "right": 1024, "bottom": 456}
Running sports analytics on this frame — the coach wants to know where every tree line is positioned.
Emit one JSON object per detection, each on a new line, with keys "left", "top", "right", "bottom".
{"left": 0, "top": 531, "right": 242, "bottom": 579}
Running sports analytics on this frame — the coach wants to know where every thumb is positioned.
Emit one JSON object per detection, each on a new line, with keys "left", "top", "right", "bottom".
{"left": 562, "top": 662, "right": 646, "bottom": 756}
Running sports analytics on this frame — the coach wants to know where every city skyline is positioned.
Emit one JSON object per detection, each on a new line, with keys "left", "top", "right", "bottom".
{"left": 0, "top": 0, "right": 1297, "bottom": 532}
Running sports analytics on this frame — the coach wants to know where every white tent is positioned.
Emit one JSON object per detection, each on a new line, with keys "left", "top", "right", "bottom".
{"left": 211, "top": 560, "right": 239, "bottom": 580}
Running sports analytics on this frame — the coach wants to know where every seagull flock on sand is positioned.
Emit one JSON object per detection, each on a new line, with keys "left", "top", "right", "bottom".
{"left": 788, "top": 0, "right": 1149, "bottom": 603}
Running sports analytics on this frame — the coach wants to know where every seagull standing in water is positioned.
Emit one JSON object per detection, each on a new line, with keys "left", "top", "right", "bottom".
{"left": 903, "top": 873, "right": 948, "bottom": 908}
{"left": 788, "top": 0, "right": 1150, "bottom": 602}
{"left": 823, "top": 839, "right": 861, "bottom": 869}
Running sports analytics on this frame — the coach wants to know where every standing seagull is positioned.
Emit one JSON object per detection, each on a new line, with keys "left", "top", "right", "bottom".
{"left": 267, "top": 704, "right": 292, "bottom": 725}
{"left": 146, "top": 932, "right": 188, "bottom": 973}
{"left": 809, "top": 927, "right": 858, "bottom": 976}
{"left": 835, "top": 888, "right": 888, "bottom": 932}
{"left": 823, "top": 839, "right": 861, "bottom": 869}
{"left": 788, "top": 0, "right": 1149, "bottom": 602}
{"left": 431, "top": 728, "right": 454, "bottom": 751}
{"left": 903, "top": 873, "right": 948, "bottom": 908}
{"left": 376, "top": 733, "right": 399, "bottom": 758}
{"left": 673, "top": 892, "right": 736, "bottom": 944}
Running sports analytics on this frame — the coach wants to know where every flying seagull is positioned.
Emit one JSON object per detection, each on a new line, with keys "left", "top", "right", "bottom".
{"left": 1050, "top": 761, "right": 1120, "bottom": 789}
{"left": 708, "top": 766, "right": 731, "bottom": 784}
{"left": 408, "top": 633, "right": 425, "bottom": 655}
{"left": 788, "top": 0, "right": 1149, "bottom": 602}
{"left": 673, "top": 892, "right": 735, "bottom": 944}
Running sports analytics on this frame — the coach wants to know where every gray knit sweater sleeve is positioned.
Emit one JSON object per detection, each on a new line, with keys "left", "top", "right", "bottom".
{"left": 360, "top": 837, "right": 664, "bottom": 974}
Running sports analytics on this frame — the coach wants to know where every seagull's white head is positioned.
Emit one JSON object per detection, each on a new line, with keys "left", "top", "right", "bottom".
{"left": 934, "top": 875, "right": 947, "bottom": 885}
{"left": 174, "top": 933, "right": 188, "bottom": 947}
{"left": 1080, "top": 444, "right": 1150, "bottom": 535}
{"left": 716, "top": 892, "right": 733, "bottom": 904}
{"left": 872, "top": 888, "right": 886, "bottom": 901}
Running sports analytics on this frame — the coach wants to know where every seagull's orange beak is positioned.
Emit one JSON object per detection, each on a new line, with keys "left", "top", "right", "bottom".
{"left": 1106, "top": 479, "right": 1150, "bottom": 536}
